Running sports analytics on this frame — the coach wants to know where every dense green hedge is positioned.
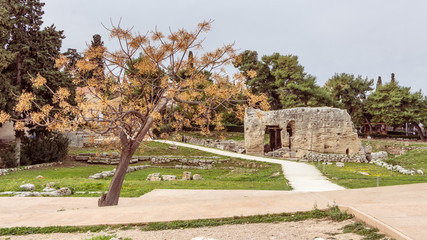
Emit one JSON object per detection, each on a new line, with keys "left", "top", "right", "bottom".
{"left": 21, "top": 132, "right": 69, "bottom": 165}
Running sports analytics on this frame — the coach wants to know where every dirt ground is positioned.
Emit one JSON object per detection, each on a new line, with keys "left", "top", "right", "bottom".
{"left": 1, "top": 219, "right": 367, "bottom": 240}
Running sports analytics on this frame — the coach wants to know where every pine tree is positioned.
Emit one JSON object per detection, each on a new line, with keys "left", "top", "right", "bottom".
{"left": 325, "top": 73, "right": 373, "bottom": 125}
{"left": 234, "top": 51, "right": 338, "bottom": 109}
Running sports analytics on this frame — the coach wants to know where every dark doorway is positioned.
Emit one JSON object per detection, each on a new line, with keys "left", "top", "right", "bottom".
{"left": 267, "top": 126, "right": 282, "bottom": 151}
{"left": 286, "top": 121, "right": 295, "bottom": 150}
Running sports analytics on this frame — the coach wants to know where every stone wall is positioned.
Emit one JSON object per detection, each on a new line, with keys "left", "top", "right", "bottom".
{"left": 302, "top": 152, "right": 366, "bottom": 163}
{"left": 183, "top": 135, "right": 245, "bottom": 153}
{"left": 244, "top": 107, "right": 362, "bottom": 158}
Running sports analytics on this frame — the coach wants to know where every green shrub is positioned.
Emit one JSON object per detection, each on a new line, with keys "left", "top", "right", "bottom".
{"left": 20, "top": 132, "right": 69, "bottom": 165}
{"left": 0, "top": 143, "right": 16, "bottom": 168}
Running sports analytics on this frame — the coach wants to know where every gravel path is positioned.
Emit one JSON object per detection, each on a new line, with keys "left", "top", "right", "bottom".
{"left": 155, "top": 140, "right": 345, "bottom": 192}
{"left": 2, "top": 219, "right": 363, "bottom": 240}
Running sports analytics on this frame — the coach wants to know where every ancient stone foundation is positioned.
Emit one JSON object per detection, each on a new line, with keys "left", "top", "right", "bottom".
{"left": 244, "top": 107, "right": 362, "bottom": 158}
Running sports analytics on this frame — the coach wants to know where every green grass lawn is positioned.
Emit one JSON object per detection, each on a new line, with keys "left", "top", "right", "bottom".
{"left": 181, "top": 131, "right": 245, "bottom": 141}
{"left": 361, "top": 138, "right": 427, "bottom": 152}
{"left": 313, "top": 157, "right": 427, "bottom": 189}
{"left": 383, "top": 148, "right": 427, "bottom": 171}
{"left": 314, "top": 139, "right": 426, "bottom": 189}
{"left": 1, "top": 142, "right": 290, "bottom": 197}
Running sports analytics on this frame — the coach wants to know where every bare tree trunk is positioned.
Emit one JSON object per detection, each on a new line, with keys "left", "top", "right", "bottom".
{"left": 98, "top": 140, "right": 134, "bottom": 206}
{"left": 413, "top": 122, "right": 425, "bottom": 141}
{"left": 98, "top": 97, "right": 168, "bottom": 207}
{"left": 364, "top": 117, "right": 372, "bottom": 135}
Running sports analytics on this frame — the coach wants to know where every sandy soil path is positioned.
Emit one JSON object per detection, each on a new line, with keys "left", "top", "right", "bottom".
{"left": 1, "top": 219, "right": 363, "bottom": 240}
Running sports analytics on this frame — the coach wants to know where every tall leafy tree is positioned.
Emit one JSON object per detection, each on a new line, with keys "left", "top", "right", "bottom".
{"left": 265, "top": 53, "right": 337, "bottom": 108}
{"left": 234, "top": 51, "right": 337, "bottom": 109}
{"left": 0, "top": 0, "right": 72, "bottom": 165}
{"left": 404, "top": 90, "right": 426, "bottom": 141}
{"left": 365, "top": 79, "right": 425, "bottom": 140}
{"left": 324, "top": 73, "right": 373, "bottom": 125}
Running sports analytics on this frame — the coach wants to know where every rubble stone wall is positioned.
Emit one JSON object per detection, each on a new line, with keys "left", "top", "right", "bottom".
{"left": 244, "top": 107, "right": 362, "bottom": 158}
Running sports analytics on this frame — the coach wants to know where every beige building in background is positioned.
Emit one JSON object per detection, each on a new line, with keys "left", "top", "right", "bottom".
{"left": 0, "top": 121, "right": 15, "bottom": 142}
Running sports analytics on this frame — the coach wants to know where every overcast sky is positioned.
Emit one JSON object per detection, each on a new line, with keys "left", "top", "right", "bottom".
{"left": 42, "top": 0, "right": 427, "bottom": 94}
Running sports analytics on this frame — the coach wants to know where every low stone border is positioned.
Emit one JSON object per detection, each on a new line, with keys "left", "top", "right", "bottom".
{"left": 0, "top": 162, "right": 63, "bottom": 176}
{"left": 89, "top": 165, "right": 150, "bottom": 179}
{"left": 302, "top": 152, "right": 366, "bottom": 163}
{"left": 367, "top": 151, "right": 423, "bottom": 175}
{"left": 88, "top": 162, "right": 224, "bottom": 179}
{"left": 71, "top": 153, "right": 224, "bottom": 166}
{"left": 370, "top": 159, "right": 423, "bottom": 175}
{"left": 146, "top": 171, "right": 202, "bottom": 181}
{"left": 0, "top": 184, "right": 72, "bottom": 197}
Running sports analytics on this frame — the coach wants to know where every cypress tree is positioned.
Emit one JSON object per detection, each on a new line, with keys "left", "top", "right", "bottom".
{"left": 0, "top": 0, "right": 73, "bottom": 165}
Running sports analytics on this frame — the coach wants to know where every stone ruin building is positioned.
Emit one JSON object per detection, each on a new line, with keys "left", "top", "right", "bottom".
{"left": 244, "top": 107, "right": 362, "bottom": 159}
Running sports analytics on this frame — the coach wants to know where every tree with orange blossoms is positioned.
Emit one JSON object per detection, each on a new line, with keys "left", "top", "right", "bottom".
{"left": 0, "top": 20, "right": 269, "bottom": 207}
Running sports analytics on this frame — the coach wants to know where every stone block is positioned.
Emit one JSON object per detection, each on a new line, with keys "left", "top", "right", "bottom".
{"left": 147, "top": 173, "right": 162, "bottom": 181}
{"left": 43, "top": 187, "right": 56, "bottom": 192}
{"left": 192, "top": 174, "right": 202, "bottom": 180}
{"left": 336, "top": 162, "right": 344, "bottom": 167}
{"left": 51, "top": 187, "right": 72, "bottom": 196}
{"left": 20, "top": 183, "right": 35, "bottom": 191}
{"left": 15, "top": 192, "right": 40, "bottom": 197}
{"left": 75, "top": 156, "right": 89, "bottom": 161}
{"left": 182, "top": 171, "right": 192, "bottom": 180}
{"left": 162, "top": 175, "right": 177, "bottom": 181}
{"left": 45, "top": 182, "right": 55, "bottom": 188}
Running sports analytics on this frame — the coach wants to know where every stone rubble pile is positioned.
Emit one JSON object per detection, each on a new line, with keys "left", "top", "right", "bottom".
{"left": 89, "top": 165, "right": 150, "bottom": 179}
{"left": 20, "top": 183, "right": 35, "bottom": 191}
{"left": 0, "top": 162, "right": 63, "bottom": 176}
{"left": 146, "top": 171, "right": 202, "bottom": 181}
{"left": 151, "top": 157, "right": 215, "bottom": 165}
{"left": 365, "top": 151, "right": 423, "bottom": 175}
{"left": 151, "top": 157, "right": 228, "bottom": 170}
{"left": 87, "top": 156, "right": 227, "bottom": 179}
{"left": 182, "top": 135, "right": 245, "bottom": 153}
{"left": 146, "top": 173, "right": 162, "bottom": 181}
{"left": 71, "top": 153, "right": 224, "bottom": 169}
{"left": 302, "top": 152, "right": 366, "bottom": 163}
{"left": 370, "top": 151, "right": 388, "bottom": 161}
{"left": 370, "top": 159, "right": 424, "bottom": 176}
{"left": 264, "top": 147, "right": 296, "bottom": 158}
{"left": 87, "top": 156, "right": 228, "bottom": 179}
{"left": 72, "top": 152, "right": 139, "bottom": 165}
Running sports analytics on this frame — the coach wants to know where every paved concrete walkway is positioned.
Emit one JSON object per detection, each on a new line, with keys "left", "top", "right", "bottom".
{"left": 155, "top": 140, "right": 345, "bottom": 192}
{"left": 0, "top": 184, "right": 426, "bottom": 240}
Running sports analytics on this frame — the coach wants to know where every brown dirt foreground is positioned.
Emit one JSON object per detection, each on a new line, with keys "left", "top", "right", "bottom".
{"left": 2, "top": 219, "right": 368, "bottom": 240}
